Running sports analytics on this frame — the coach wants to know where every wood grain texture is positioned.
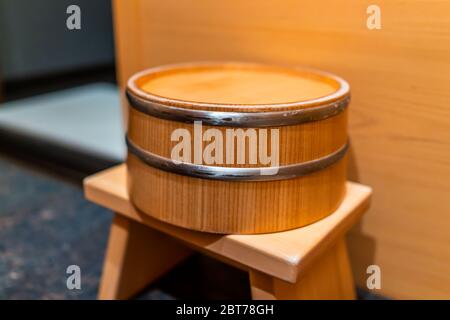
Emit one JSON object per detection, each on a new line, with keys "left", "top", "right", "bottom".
{"left": 250, "top": 238, "right": 355, "bottom": 300}
{"left": 128, "top": 153, "right": 346, "bottom": 234}
{"left": 134, "top": 63, "right": 343, "bottom": 109}
{"left": 83, "top": 164, "right": 372, "bottom": 283}
{"left": 113, "top": 0, "right": 450, "bottom": 298}
{"left": 98, "top": 214, "right": 192, "bottom": 300}
{"left": 127, "top": 63, "right": 348, "bottom": 233}
{"left": 128, "top": 107, "right": 348, "bottom": 165}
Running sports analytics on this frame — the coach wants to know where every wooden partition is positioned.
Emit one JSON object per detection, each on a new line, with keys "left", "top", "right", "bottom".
{"left": 113, "top": 0, "right": 450, "bottom": 299}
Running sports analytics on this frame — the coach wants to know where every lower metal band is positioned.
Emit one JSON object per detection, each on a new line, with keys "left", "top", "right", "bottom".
{"left": 126, "top": 136, "right": 348, "bottom": 181}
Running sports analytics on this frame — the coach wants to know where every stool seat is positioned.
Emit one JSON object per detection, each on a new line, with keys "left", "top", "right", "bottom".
{"left": 84, "top": 164, "right": 371, "bottom": 299}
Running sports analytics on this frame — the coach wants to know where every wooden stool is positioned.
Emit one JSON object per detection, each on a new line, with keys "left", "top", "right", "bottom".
{"left": 83, "top": 165, "right": 371, "bottom": 300}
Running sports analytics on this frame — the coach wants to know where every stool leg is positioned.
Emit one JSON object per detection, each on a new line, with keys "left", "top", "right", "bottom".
{"left": 249, "top": 237, "right": 355, "bottom": 300}
{"left": 98, "top": 214, "right": 192, "bottom": 300}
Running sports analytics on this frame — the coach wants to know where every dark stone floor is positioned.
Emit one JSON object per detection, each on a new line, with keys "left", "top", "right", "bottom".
{"left": 0, "top": 156, "right": 251, "bottom": 300}
{"left": 0, "top": 155, "right": 384, "bottom": 300}
{"left": 0, "top": 156, "right": 113, "bottom": 299}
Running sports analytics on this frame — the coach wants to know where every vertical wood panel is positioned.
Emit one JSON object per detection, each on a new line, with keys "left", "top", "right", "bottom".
{"left": 113, "top": 0, "right": 450, "bottom": 298}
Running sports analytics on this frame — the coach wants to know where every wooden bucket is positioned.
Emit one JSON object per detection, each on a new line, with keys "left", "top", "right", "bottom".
{"left": 126, "top": 62, "right": 349, "bottom": 234}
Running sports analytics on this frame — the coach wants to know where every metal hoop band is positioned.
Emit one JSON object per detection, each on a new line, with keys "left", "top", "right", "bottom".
{"left": 126, "top": 136, "right": 348, "bottom": 182}
{"left": 126, "top": 90, "right": 349, "bottom": 128}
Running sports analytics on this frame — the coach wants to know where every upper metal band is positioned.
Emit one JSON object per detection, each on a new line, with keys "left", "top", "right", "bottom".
{"left": 126, "top": 136, "right": 349, "bottom": 182}
{"left": 126, "top": 89, "right": 350, "bottom": 128}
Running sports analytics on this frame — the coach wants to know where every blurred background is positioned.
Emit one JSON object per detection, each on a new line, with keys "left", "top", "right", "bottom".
{"left": 2, "top": 0, "right": 449, "bottom": 300}
{"left": 0, "top": 0, "right": 255, "bottom": 300}
{"left": 0, "top": 0, "right": 122, "bottom": 299}
{"left": 0, "top": 0, "right": 122, "bottom": 174}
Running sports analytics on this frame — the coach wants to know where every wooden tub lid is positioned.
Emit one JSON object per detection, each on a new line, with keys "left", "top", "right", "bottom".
{"left": 127, "top": 62, "right": 350, "bottom": 113}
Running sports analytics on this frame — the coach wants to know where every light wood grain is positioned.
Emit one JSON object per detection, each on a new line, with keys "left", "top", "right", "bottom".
{"left": 84, "top": 164, "right": 372, "bottom": 283}
{"left": 128, "top": 106, "right": 348, "bottom": 165}
{"left": 250, "top": 238, "right": 355, "bottom": 300}
{"left": 135, "top": 63, "right": 341, "bottom": 108}
{"left": 98, "top": 214, "right": 192, "bottom": 299}
{"left": 112, "top": 0, "right": 450, "bottom": 298}
{"left": 128, "top": 153, "right": 347, "bottom": 234}
{"left": 127, "top": 63, "right": 348, "bottom": 234}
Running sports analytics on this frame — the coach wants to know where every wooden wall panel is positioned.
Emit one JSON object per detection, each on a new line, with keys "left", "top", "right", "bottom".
{"left": 113, "top": 0, "right": 450, "bottom": 299}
